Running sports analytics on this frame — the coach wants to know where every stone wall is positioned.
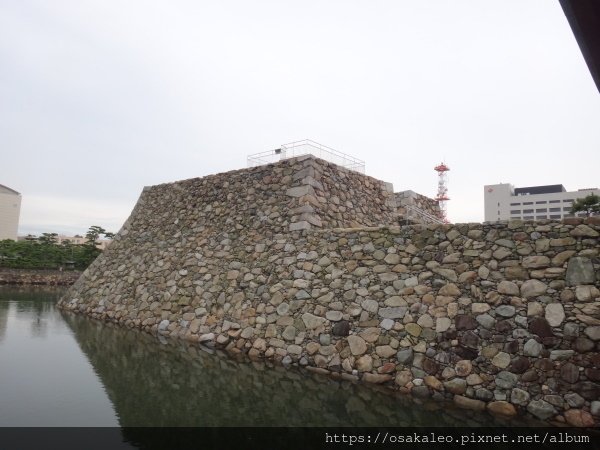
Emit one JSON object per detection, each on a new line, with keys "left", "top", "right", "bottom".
{"left": 63, "top": 313, "right": 527, "bottom": 427}
{"left": 121, "top": 155, "right": 396, "bottom": 239}
{"left": 395, "top": 190, "right": 442, "bottom": 224}
{"left": 59, "top": 157, "right": 600, "bottom": 426}
{"left": 0, "top": 268, "right": 81, "bottom": 285}
{"left": 308, "top": 158, "right": 397, "bottom": 229}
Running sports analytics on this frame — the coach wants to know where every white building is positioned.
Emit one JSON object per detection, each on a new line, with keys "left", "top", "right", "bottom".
{"left": 17, "top": 234, "right": 112, "bottom": 250}
{"left": 484, "top": 183, "right": 600, "bottom": 222}
{"left": 55, "top": 235, "right": 112, "bottom": 250}
{"left": 0, "top": 184, "right": 21, "bottom": 240}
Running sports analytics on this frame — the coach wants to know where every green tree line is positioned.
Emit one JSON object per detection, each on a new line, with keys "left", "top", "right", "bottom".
{"left": 0, "top": 226, "right": 114, "bottom": 271}
{"left": 571, "top": 193, "right": 600, "bottom": 217}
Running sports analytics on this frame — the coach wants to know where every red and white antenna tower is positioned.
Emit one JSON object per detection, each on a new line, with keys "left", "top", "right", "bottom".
{"left": 434, "top": 162, "right": 450, "bottom": 223}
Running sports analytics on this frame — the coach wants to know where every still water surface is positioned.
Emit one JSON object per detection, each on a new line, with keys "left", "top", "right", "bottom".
{"left": 0, "top": 287, "right": 528, "bottom": 428}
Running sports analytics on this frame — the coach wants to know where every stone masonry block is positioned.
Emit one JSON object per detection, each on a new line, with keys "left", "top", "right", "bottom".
{"left": 286, "top": 185, "right": 315, "bottom": 198}
{"left": 289, "top": 221, "right": 311, "bottom": 231}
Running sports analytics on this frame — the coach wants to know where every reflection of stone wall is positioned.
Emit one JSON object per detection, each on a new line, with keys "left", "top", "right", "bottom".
{"left": 0, "top": 269, "right": 80, "bottom": 286}
{"left": 395, "top": 190, "right": 441, "bottom": 224}
{"left": 59, "top": 156, "right": 600, "bottom": 426}
{"left": 61, "top": 313, "right": 532, "bottom": 427}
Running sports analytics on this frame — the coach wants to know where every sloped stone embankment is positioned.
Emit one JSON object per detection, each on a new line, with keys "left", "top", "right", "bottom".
{"left": 59, "top": 156, "right": 600, "bottom": 426}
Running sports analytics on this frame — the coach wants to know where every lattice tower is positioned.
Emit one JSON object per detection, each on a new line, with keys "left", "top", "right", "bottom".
{"left": 434, "top": 162, "right": 450, "bottom": 223}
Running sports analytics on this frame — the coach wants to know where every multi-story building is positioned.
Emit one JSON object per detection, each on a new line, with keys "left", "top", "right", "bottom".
{"left": 484, "top": 183, "right": 600, "bottom": 222}
{"left": 17, "top": 234, "right": 112, "bottom": 250}
{"left": 0, "top": 184, "right": 21, "bottom": 240}
{"left": 55, "top": 235, "right": 111, "bottom": 250}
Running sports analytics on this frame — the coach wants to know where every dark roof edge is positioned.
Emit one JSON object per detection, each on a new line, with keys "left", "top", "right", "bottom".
{"left": 514, "top": 184, "right": 566, "bottom": 195}
{"left": 559, "top": 0, "right": 600, "bottom": 94}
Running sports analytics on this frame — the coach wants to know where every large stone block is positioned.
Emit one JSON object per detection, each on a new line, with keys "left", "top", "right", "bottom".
{"left": 545, "top": 303, "right": 565, "bottom": 327}
{"left": 566, "top": 257, "right": 596, "bottom": 286}
{"left": 521, "top": 279, "right": 547, "bottom": 298}
{"left": 286, "top": 184, "right": 315, "bottom": 198}
{"left": 289, "top": 221, "right": 311, "bottom": 231}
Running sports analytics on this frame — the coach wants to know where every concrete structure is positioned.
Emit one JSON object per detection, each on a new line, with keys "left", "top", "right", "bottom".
{"left": 484, "top": 183, "right": 600, "bottom": 222}
{"left": 0, "top": 184, "right": 21, "bottom": 240}
{"left": 59, "top": 156, "right": 600, "bottom": 426}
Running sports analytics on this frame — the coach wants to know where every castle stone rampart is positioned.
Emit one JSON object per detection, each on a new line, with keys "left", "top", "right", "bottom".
{"left": 59, "top": 156, "right": 600, "bottom": 426}
{"left": 395, "top": 190, "right": 442, "bottom": 224}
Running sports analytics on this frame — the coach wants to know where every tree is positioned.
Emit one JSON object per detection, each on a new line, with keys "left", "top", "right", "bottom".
{"left": 571, "top": 194, "right": 600, "bottom": 217}
{"left": 78, "top": 225, "right": 115, "bottom": 267}
{"left": 0, "top": 225, "right": 114, "bottom": 270}
{"left": 85, "top": 225, "right": 107, "bottom": 246}
{"left": 38, "top": 233, "right": 58, "bottom": 245}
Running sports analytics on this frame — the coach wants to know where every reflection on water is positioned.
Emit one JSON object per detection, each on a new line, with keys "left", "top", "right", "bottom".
{"left": 0, "top": 295, "right": 6, "bottom": 343}
{"left": 62, "top": 314, "right": 533, "bottom": 428}
{"left": 0, "top": 287, "right": 61, "bottom": 342}
{"left": 0, "top": 287, "right": 542, "bottom": 428}
{"left": 0, "top": 287, "right": 118, "bottom": 427}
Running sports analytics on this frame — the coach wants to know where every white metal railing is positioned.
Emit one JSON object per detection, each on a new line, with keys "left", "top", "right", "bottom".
{"left": 247, "top": 140, "right": 365, "bottom": 173}
{"left": 402, "top": 204, "right": 445, "bottom": 224}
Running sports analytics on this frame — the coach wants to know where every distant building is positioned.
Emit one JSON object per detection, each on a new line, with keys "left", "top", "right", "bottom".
{"left": 55, "top": 235, "right": 111, "bottom": 250}
{"left": 484, "top": 183, "right": 600, "bottom": 222}
{"left": 0, "top": 184, "right": 22, "bottom": 240}
{"left": 55, "top": 235, "right": 87, "bottom": 245}
{"left": 17, "top": 234, "right": 111, "bottom": 250}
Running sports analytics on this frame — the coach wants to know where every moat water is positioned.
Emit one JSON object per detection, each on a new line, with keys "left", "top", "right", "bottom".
{"left": 0, "top": 286, "right": 534, "bottom": 428}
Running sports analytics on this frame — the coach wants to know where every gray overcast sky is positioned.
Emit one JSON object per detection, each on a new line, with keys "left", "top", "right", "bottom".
{"left": 1, "top": 0, "right": 599, "bottom": 236}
